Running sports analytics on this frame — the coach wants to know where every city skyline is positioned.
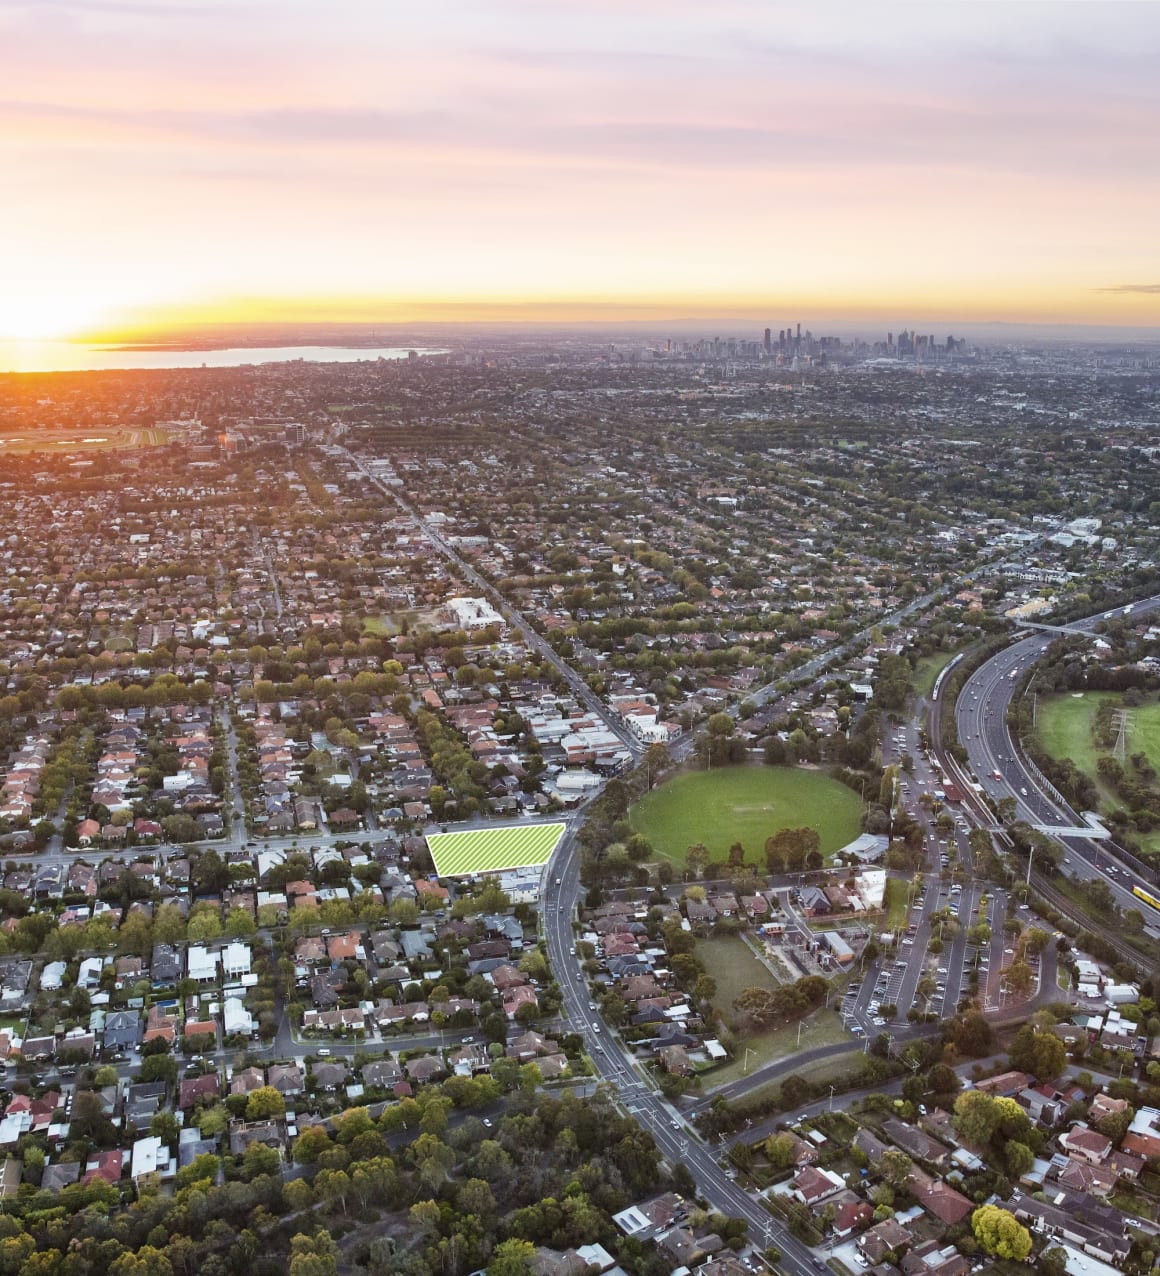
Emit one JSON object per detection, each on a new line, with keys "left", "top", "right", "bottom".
{"left": 3, "top": 0, "right": 1160, "bottom": 339}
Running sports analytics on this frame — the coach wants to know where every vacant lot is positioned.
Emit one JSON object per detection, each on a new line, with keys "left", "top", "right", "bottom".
{"left": 1035, "top": 691, "right": 1117, "bottom": 791}
{"left": 707, "top": 1011, "right": 852, "bottom": 1088}
{"left": 629, "top": 765, "right": 861, "bottom": 866}
{"left": 1036, "top": 692, "right": 1160, "bottom": 815}
{"left": 698, "top": 936, "right": 780, "bottom": 1028}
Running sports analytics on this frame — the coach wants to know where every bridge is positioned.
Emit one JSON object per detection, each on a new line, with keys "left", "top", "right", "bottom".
{"left": 1012, "top": 620, "right": 1102, "bottom": 637}
{"left": 1031, "top": 814, "right": 1113, "bottom": 841}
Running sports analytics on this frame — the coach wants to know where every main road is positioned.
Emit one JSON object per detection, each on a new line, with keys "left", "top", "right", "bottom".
{"left": 543, "top": 826, "right": 827, "bottom": 1273}
{"left": 341, "top": 446, "right": 642, "bottom": 759}
{"left": 954, "top": 593, "right": 1160, "bottom": 924}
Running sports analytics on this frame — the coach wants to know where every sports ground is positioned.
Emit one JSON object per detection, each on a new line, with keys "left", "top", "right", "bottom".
{"left": 427, "top": 822, "right": 566, "bottom": 877}
{"left": 628, "top": 765, "right": 861, "bottom": 866}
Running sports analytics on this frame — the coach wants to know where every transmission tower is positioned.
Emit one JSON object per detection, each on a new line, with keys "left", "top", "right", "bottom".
{"left": 1112, "top": 709, "right": 1133, "bottom": 765}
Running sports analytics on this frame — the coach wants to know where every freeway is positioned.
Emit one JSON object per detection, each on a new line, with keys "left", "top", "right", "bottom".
{"left": 954, "top": 593, "right": 1160, "bottom": 925}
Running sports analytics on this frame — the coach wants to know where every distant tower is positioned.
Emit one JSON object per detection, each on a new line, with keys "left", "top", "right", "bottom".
{"left": 763, "top": 327, "right": 771, "bottom": 353}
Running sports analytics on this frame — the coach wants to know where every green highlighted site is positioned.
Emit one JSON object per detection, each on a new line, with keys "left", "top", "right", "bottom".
{"left": 427, "top": 822, "right": 566, "bottom": 877}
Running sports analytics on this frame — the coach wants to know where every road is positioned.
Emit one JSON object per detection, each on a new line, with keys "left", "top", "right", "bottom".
{"left": 542, "top": 823, "right": 828, "bottom": 1270}
{"left": 954, "top": 593, "right": 1160, "bottom": 927}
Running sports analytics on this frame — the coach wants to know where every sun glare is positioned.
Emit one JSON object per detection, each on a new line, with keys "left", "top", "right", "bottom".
{"left": 0, "top": 294, "right": 110, "bottom": 343}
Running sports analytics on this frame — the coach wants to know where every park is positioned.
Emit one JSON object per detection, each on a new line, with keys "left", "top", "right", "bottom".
{"left": 628, "top": 764, "right": 862, "bottom": 868}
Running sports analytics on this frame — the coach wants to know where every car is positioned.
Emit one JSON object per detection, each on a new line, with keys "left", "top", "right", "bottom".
{"left": 318, "top": 1048, "right": 331, "bottom": 1056}
{"left": 670, "top": 1120, "right": 680, "bottom": 1130}
{"left": 595, "top": 1043, "right": 604, "bottom": 1052}
{"left": 461, "top": 1036, "right": 474, "bottom": 1043}
{"left": 588, "top": 1001, "right": 596, "bottom": 1010}
{"left": 576, "top": 973, "right": 583, "bottom": 981}
{"left": 555, "top": 877, "right": 561, "bottom": 885}
{"left": 592, "top": 1024, "right": 601, "bottom": 1033}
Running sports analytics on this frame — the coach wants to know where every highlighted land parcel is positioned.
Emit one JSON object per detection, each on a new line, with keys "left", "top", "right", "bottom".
{"left": 427, "top": 822, "right": 566, "bottom": 878}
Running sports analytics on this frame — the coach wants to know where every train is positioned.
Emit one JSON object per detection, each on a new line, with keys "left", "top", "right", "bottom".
{"left": 1132, "top": 884, "right": 1160, "bottom": 913}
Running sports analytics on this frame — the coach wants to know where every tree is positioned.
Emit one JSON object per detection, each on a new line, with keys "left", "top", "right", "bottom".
{"left": 225, "top": 907, "right": 256, "bottom": 938}
{"left": 765, "top": 1133, "right": 797, "bottom": 1169}
{"left": 953, "top": 1090, "right": 1004, "bottom": 1148}
{"left": 293, "top": 1124, "right": 333, "bottom": 1164}
{"left": 245, "top": 1086, "right": 286, "bottom": 1121}
{"left": 289, "top": 1231, "right": 339, "bottom": 1276}
{"left": 971, "top": 1205, "right": 1032, "bottom": 1260}
{"left": 876, "top": 1149, "right": 913, "bottom": 1192}
{"left": 487, "top": 1238, "right": 537, "bottom": 1276}
{"left": 1004, "top": 959, "right": 1033, "bottom": 996}
{"left": 1008, "top": 1024, "right": 1067, "bottom": 1081}
{"left": 1005, "top": 1139, "right": 1034, "bottom": 1178}
{"left": 1039, "top": 1247, "right": 1069, "bottom": 1276}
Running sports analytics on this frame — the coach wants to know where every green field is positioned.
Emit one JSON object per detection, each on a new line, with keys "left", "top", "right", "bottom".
{"left": 698, "top": 936, "right": 780, "bottom": 1028}
{"left": 427, "top": 822, "right": 565, "bottom": 877}
{"left": 707, "top": 1012, "right": 852, "bottom": 1087}
{"left": 629, "top": 766, "right": 862, "bottom": 865}
{"left": 1035, "top": 692, "right": 1118, "bottom": 797}
{"left": 1037, "top": 692, "right": 1160, "bottom": 802}
{"left": 1036, "top": 692, "right": 1160, "bottom": 854}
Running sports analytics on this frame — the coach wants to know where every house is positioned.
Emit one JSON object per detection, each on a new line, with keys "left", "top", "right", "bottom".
{"left": 361, "top": 1060, "right": 403, "bottom": 1089}
{"left": 858, "top": 1217, "right": 912, "bottom": 1264}
{"left": 506, "top": 1030, "right": 559, "bottom": 1062}
{"left": 833, "top": 1199, "right": 874, "bottom": 1238}
{"left": 312, "top": 1062, "right": 349, "bottom": 1091}
{"left": 612, "top": 1193, "right": 686, "bottom": 1239}
{"left": 1052, "top": 1157, "right": 1118, "bottom": 1197}
{"left": 103, "top": 1010, "right": 141, "bottom": 1053}
{"left": 83, "top": 1149, "right": 123, "bottom": 1186}
{"left": 151, "top": 944, "right": 181, "bottom": 986}
{"left": 230, "top": 1067, "right": 265, "bottom": 1096}
{"left": 178, "top": 1073, "right": 220, "bottom": 1110}
{"left": 1058, "top": 1125, "right": 1113, "bottom": 1166}
{"left": 791, "top": 1165, "right": 845, "bottom": 1206}
{"left": 853, "top": 1128, "right": 890, "bottom": 1163}
{"left": 503, "top": 985, "right": 539, "bottom": 1020}
{"left": 223, "top": 997, "right": 254, "bottom": 1036}
{"left": 131, "top": 1135, "right": 176, "bottom": 1184}
{"left": 883, "top": 1117, "right": 949, "bottom": 1165}
{"left": 187, "top": 946, "right": 218, "bottom": 982}
{"left": 1010, "top": 1190, "right": 1130, "bottom": 1265}
{"left": 267, "top": 1063, "right": 304, "bottom": 1096}
{"left": 908, "top": 1171, "right": 972, "bottom": 1226}
{"left": 222, "top": 942, "right": 252, "bottom": 979}
{"left": 1089, "top": 1093, "right": 1130, "bottom": 1124}
{"left": 405, "top": 1054, "right": 448, "bottom": 1084}
{"left": 294, "top": 936, "right": 326, "bottom": 965}
{"left": 975, "top": 1070, "right": 1029, "bottom": 1097}
{"left": 658, "top": 1044, "right": 693, "bottom": 1076}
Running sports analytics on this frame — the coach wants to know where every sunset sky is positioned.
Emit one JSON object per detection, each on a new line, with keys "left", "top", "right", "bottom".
{"left": 2, "top": 0, "right": 1159, "bottom": 339}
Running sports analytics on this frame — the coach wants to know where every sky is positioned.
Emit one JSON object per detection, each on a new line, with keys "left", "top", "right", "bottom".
{"left": 2, "top": 0, "right": 1159, "bottom": 339}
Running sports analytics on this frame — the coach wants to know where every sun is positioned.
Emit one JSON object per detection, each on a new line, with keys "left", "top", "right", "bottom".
{"left": 0, "top": 292, "right": 110, "bottom": 342}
